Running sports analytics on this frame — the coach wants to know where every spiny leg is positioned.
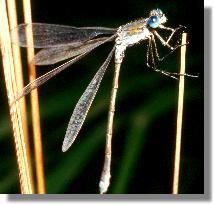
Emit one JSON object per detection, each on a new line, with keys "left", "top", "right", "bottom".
{"left": 156, "top": 25, "right": 186, "bottom": 49}
{"left": 151, "top": 33, "right": 190, "bottom": 66}
{"left": 151, "top": 34, "right": 181, "bottom": 78}
{"left": 152, "top": 35, "right": 198, "bottom": 78}
{"left": 146, "top": 35, "right": 179, "bottom": 79}
{"left": 146, "top": 35, "right": 198, "bottom": 78}
{"left": 146, "top": 36, "right": 156, "bottom": 68}
{"left": 152, "top": 27, "right": 189, "bottom": 62}
{"left": 151, "top": 33, "right": 161, "bottom": 61}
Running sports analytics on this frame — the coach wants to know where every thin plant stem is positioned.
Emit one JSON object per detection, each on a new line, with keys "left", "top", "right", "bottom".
{"left": 22, "top": 0, "right": 46, "bottom": 194}
{"left": 0, "top": 0, "right": 33, "bottom": 193}
{"left": 172, "top": 33, "right": 187, "bottom": 194}
{"left": 99, "top": 62, "right": 121, "bottom": 194}
{"left": 6, "top": 0, "right": 35, "bottom": 192}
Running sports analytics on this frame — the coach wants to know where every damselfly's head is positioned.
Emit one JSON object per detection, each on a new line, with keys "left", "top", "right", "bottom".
{"left": 147, "top": 8, "right": 167, "bottom": 29}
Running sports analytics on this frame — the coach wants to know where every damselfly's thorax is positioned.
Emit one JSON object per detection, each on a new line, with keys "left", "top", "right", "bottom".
{"left": 117, "top": 9, "right": 168, "bottom": 43}
{"left": 115, "top": 8, "right": 168, "bottom": 63}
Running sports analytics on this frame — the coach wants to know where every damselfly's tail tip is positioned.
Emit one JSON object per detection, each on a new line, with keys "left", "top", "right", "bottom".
{"left": 62, "top": 144, "right": 69, "bottom": 152}
{"left": 99, "top": 181, "right": 108, "bottom": 194}
{"left": 62, "top": 141, "right": 69, "bottom": 152}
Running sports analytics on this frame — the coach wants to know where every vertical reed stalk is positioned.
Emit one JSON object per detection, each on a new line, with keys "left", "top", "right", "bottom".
{"left": 6, "top": 0, "right": 35, "bottom": 192}
{"left": 172, "top": 33, "right": 187, "bottom": 194}
{"left": 0, "top": 0, "right": 33, "bottom": 193}
{"left": 22, "top": 0, "right": 46, "bottom": 194}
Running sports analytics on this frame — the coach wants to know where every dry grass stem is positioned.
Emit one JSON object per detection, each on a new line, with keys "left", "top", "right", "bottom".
{"left": 6, "top": 0, "right": 35, "bottom": 192}
{"left": 172, "top": 33, "right": 187, "bottom": 194}
{"left": 23, "top": 0, "right": 46, "bottom": 194}
{"left": 0, "top": 0, "right": 33, "bottom": 193}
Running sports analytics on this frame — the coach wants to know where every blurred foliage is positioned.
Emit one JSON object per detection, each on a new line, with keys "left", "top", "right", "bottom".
{"left": 0, "top": 0, "right": 203, "bottom": 194}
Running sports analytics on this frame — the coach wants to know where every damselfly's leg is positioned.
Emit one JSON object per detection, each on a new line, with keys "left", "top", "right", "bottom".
{"left": 155, "top": 25, "right": 186, "bottom": 49}
{"left": 152, "top": 34, "right": 198, "bottom": 77}
{"left": 146, "top": 36, "right": 156, "bottom": 67}
{"left": 146, "top": 35, "right": 198, "bottom": 79}
{"left": 146, "top": 35, "right": 179, "bottom": 79}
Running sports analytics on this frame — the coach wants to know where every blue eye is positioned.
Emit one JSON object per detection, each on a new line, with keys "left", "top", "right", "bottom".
{"left": 148, "top": 15, "right": 160, "bottom": 28}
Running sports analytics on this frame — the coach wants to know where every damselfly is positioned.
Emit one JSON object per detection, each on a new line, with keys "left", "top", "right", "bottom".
{"left": 11, "top": 8, "right": 196, "bottom": 193}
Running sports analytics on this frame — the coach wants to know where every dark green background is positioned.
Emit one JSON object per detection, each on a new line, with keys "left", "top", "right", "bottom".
{"left": 0, "top": 0, "right": 203, "bottom": 193}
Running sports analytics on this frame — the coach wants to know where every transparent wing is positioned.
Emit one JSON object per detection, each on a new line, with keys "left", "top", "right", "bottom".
{"left": 10, "top": 23, "right": 116, "bottom": 48}
{"left": 14, "top": 52, "right": 89, "bottom": 102}
{"left": 62, "top": 45, "right": 116, "bottom": 152}
{"left": 33, "top": 37, "right": 111, "bottom": 65}
{"left": 13, "top": 34, "right": 117, "bottom": 102}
